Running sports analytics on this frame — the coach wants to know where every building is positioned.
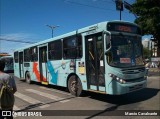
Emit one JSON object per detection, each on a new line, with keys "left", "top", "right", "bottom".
{"left": 142, "top": 38, "right": 158, "bottom": 57}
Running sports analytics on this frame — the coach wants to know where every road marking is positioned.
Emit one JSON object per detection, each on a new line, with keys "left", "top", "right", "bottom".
{"left": 39, "top": 104, "right": 50, "bottom": 108}
{"left": 13, "top": 105, "right": 20, "bottom": 110}
{"left": 77, "top": 97, "right": 82, "bottom": 98}
{"left": 26, "top": 89, "right": 70, "bottom": 103}
{"left": 14, "top": 92, "right": 50, "bottom": 109}
{"left": 40, "top": 86, "right": 71, "bottom": 96}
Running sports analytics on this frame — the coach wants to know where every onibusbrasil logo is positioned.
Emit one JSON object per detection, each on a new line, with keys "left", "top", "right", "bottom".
{"left": 2, "top": 111, "right": 42, "bottom": 117}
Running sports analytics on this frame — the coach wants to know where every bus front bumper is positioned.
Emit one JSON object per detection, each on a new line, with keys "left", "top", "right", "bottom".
{"left": 107, "top": 78, "right": 147, "bottom": 95}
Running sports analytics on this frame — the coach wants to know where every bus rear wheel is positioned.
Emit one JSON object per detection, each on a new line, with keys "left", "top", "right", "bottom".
{"left": 68, "top": 75, "right": 82, "bottom": 97}
{"left": 25, "top": 72, "right": 31, "bottom": 84}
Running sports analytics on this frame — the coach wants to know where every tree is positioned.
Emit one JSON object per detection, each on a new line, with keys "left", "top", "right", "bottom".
{"left": 143, "top": 47, "right": 150, "bottom": 59}
{"left": 131, "top": 0, "right": 160, "bottom": 48}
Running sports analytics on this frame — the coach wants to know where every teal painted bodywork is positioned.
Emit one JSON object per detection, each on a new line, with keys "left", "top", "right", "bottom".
{"left": 14, "top": 21, "right": 147, "bottom": 95}
{"left": 105, "top": 63, "right": 147, "bottom": 95}
{"left": 47, "top": 61, "right": 58, "bottom": 85}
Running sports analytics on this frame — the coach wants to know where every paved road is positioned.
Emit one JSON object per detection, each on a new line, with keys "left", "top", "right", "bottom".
{"left": 8, "top": 71, "right": 160, "bottom": 119}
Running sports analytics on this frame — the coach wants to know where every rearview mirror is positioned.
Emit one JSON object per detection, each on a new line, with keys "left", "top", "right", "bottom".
{"left": 105, "top": 32, "right": 111, "bottom": 54}
{"left": 105, "top": 41, "right": 112, "bottom": 54}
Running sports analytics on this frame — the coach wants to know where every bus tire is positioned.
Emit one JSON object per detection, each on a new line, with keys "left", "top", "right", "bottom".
{"left": 68, "top": 75, "right": 82, "bottom": 97}
{"left": 25, "top": 72, "right": 32, "bottom": 84}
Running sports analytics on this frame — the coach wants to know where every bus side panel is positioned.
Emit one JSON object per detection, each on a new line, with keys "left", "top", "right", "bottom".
{"left": 76, "top": 73, "right": 87, "bottom": 91}
{"left": 23, "top": 64, "right": 27, "bottom": 79}
{"left": 77, "top": 35, "right": 88, "bottom": 91}
{"left": 46, "top": 60, "right": 88, "bottom": 91}
{"left": 30, "top": 62, "right": 39, "bottom": 82}
{"left": 32, "top": 61, "right": 42, "bottom": 82}
{"left": 47, "top": 60, "right": 70, "bottom": 87}
{"left": 76, "top": 61, "right": 88, "bottom": 91}
{"left": 14, "top": 63, "right": 20, "bottom": 78}
{"left": 23, "top": 62, "right": 37, "bottom": 82}
{"left": 47, "top": 60, "right": 60, "bottom": 85}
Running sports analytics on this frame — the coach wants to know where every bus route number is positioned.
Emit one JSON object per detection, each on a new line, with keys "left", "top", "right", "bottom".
{"left": 117, "top": 26, "right": 131, "bottom": 32}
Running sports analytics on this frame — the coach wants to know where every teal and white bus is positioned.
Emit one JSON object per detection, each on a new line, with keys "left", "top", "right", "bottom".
{"left": 14, "top": 21, "right": 147, "bottom": 96}
{"left": 0, "top": 56, "right": 14, "bottom": 73}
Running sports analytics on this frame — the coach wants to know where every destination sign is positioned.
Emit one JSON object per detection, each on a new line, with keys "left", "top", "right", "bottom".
{"left": 107, "top": 22, "right": 141, "bottom": 34}
{"left": 116, "top": 25, "right": 131, "bottom": 32}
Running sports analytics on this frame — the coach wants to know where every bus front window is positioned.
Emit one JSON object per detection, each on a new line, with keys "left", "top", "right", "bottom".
{"left": 106, "top": 35, "right": 144, "bottom": 67}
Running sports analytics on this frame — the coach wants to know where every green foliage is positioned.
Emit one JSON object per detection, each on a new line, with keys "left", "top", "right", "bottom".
{"left": 143, "top": 47, "right": 150, "bottom": 59}
{"left": 131, "top": 0, "right": 160, "bottom": 47}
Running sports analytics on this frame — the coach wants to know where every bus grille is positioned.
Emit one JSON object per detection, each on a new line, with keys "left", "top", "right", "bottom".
{"left": 121, "top": 67, "right": 145, "bottom": 74}
{"left": 129, "top": 84, "right": 143, "bottom": 92}
{"left": 124, "top": 77, "right": 145, "bottom": 83}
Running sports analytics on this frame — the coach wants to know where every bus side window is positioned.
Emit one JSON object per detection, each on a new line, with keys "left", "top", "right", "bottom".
{"left": 48, "top": 40, "right": 62, "bottom": 60}
{"left": 14, "top": 52, "right": 18, "bottom": 63}
{"left": 24, "top": 49, "right": 30, "bottom": 62}
{"left": 30, "top": 47, "right": 38, "bottom": 62}
{"left": 63, "top": 35, "right": 82, "bottom": 59}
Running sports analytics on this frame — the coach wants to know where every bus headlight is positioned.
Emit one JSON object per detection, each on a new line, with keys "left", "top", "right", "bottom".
{"left": 116, "top": 77, "right": 120, "bottom": 80}
{"left": 108, "top": 73, "right": 126, "bottom": 84}
{"left": 108, "top": 73, "right": 114, "bottom": 77}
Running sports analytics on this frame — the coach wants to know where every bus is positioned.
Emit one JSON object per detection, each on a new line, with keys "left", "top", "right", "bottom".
{"left": 0, "top": 56, "right": 14, "bottom": 73}
{"left": 14, "top": 21, "right": 147, "bottom": 96}
{"left": 0, "top": 53, "right": 10, "bottom": 58}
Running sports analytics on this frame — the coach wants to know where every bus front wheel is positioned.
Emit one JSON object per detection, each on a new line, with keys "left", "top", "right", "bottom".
{"left": 68, "top": 75, "right": 82, "bottom": 97}
{"left": 25, "top": 72, "right": 31, "bottom": 84}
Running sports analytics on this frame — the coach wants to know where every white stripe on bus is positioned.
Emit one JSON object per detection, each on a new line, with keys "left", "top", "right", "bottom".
{"left": 26, "top": 89, "right": 70, "bottom": 103}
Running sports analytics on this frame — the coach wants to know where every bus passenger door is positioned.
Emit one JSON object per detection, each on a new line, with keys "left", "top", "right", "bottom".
{"left": 19, "top": 52, "right": 24, "bottom": 78}
{"left": 39, "top": 46, "right": 48, "bottom": 84}
{"left": 85, "top": 33, "right": 105, "bottom": 91}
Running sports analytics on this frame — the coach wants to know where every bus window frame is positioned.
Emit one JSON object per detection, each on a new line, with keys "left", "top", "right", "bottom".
{"left": 24, "top": 48, "right": 31, "bottom": 62}
{"left": 63, "top": 35, "right": 82, "bottom": 59}
{"left": 14, "top": 51, "right": 19, "bottom": 63}
{"left": 48, "top": 39, "right": 62, "bottom": 60}
{"left": 30, "top": 46, "right": 38, "bottom": 62}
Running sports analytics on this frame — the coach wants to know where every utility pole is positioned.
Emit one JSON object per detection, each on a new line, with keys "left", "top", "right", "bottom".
{"left": 115, "top": 0, "right": 123, "bottom": 20}
{"left": 115, "top": 0, "right": 134, "bottom": 20}
{"left": 46, "top": 25, "right": 59, "bottom": 38}
{"left": 0, "top": 40, "right": 1, "bottom": 52}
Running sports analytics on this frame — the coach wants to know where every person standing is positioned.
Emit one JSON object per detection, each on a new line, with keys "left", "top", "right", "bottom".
{"left": 0, "top": 59, "right": 17, "bottom": 119}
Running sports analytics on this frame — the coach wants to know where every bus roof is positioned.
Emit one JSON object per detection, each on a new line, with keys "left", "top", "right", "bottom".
{"left": 14, "top": 20, "right": 138, "bottom": 52}
{"left": 0, "top": 55, "right": 13, "bottom": 59}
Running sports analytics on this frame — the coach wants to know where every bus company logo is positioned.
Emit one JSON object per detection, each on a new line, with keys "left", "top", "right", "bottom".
{"left": 2, "top": 111, "right": 11, "bottom": 116}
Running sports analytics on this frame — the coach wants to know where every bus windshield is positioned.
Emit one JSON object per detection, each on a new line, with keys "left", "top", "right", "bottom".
{"left": 107, "top": 34, "right": 144, "bottom": 67}
{"left": 0, "top": 57, "right": 14, "bottom": 72}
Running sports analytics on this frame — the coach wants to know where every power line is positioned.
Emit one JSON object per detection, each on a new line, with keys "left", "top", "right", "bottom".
{"left": 65, "top": 0, "right": 130, "bottom": 13}
{"left": 95, "top": 0, "right": 115, "bottom": 4}
{"left": 65, "top": 0, "right": 115, "bottom": 11}
{"left": 0, "top": 38, "right": 36, "bottom": 44}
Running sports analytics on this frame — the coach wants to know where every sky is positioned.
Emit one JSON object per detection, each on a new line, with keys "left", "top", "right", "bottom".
{"left": 0, "top": 0, "right": 148, "bottom": 54}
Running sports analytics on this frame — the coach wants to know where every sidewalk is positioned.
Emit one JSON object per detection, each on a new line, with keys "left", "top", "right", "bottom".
{"left": 148, "top": 68, "right": 160, "bottom": 73}
{"left": 148, "top": 68, "right": 160, "bottom": 78}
